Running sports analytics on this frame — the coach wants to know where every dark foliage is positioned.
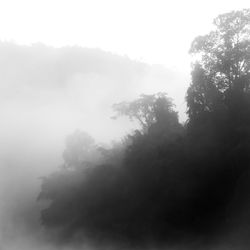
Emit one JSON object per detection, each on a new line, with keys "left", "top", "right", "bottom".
{"left": 38, "top": 9, "right": 250, "bottom": 246}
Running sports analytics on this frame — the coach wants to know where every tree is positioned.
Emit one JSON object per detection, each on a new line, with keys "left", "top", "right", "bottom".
{"left": 187, "top": 9, "right": 250, "bottom": 118}
{"left": 38, "top": 11, "right": 250, "bottom": 246}
{"left": 62, "top": 130, "right": 102, "bottom": 169}
{"left": 112, "top": 92, "right": 179, "bottom": 133}
{"left": 185, "top": 10, "right": 250, "bottom": 231}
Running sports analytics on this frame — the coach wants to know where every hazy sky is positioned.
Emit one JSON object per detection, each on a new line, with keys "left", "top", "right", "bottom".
{"left": 0, "top": 0, "right": 249, "bottom": 71}
{"left": 1, "top": 2, "right": 250, "bottom": 249}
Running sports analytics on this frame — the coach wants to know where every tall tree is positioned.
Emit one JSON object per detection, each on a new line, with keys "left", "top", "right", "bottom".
{"left": 187, "top": 9, "right": 250, "bottom": 118}
{"left": 112, "top": 92, "right": 178, "bottom": 133}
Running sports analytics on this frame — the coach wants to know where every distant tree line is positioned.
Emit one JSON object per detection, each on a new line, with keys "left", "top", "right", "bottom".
{"left": 38, "top": 9, "right": 250, "bottom": 246}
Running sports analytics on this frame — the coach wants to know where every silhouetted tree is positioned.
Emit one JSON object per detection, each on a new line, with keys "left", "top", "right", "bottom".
{"left": 185, "top": 9, "right": 250, "bottom": 234}
{"left": 187, "top": 9, "right": 250, "bottom": 118}
{"left": 112, "top": 92, "right": 177, "bottom": 133}
{"left": 38, "top": 9, "right": 250, "bottom": 247}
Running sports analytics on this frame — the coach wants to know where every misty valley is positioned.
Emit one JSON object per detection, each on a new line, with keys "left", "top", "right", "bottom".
{"left": 1, "top": 7, "right": 250, "bottom": 250}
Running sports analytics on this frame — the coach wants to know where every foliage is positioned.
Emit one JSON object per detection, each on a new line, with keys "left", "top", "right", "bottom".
{"left": 187, "top": 9, "right": 250, "bottom": 118}
{"left": 38, "top": 9, "right": 250, "bottom": 247}
{"left": 112, "top": 92, "right": 177, "bottom": 133}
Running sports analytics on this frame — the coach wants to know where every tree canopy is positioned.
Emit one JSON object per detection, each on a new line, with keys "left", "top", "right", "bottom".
{"left": 187, "top": 9, "right": 250, "bottom": 118}
{"left": 38, "top": 9, "right": 250, "bottom": 248}
{"left": 112, "top": 92, "right": 178, "bottom": 133}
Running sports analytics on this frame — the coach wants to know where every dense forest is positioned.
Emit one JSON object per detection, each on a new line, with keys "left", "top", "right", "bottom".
{"left": 38, "top": 9, "right": 250, "bottom": 247}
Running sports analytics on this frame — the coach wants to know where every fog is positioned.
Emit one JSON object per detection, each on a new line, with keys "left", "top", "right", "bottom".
{"left": 1, "top": 3, "right": 250, "bottom": 250}
{"left": 0, "top": 42, "right": 188, "bottom": 249}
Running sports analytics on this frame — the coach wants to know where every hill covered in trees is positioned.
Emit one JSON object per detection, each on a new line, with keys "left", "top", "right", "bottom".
{"left": 38, "top": 9, "right": 250, "bottom": 248}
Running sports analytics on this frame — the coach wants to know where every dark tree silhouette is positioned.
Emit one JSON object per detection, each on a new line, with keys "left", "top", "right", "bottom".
{"left": 187, "top": 9, "right": 250, "bottom": 118}
{"left": 112, "top": 92, "right": 177, "bottom": 133}
{"left": 185, "top": 9, "right": 250, "bottom": 237}
{"left": 38, "top": 9, "right": 250, "bottom": 247}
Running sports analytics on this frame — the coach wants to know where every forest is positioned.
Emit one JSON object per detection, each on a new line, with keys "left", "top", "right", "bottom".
{"left": 38, "top": 9, "right": 250, "bottom": 248}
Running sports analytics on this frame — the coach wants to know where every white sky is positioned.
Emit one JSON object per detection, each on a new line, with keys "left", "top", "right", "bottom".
{"left": 0, "top": 0, "right": 249, "bottom": 71}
